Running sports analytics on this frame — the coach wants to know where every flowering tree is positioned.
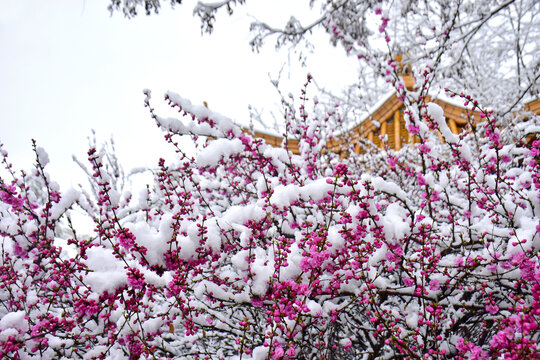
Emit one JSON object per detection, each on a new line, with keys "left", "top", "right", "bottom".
{"left": 1, "top": 1, "right": 539, "bottom": 359}
{"left": 1, "top": 79, "right": 539, "bottom": 359}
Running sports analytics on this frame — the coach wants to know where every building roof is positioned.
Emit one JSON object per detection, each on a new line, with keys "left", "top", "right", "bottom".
{"left": 251, "top": 89, "right": 539, "bottom": 155}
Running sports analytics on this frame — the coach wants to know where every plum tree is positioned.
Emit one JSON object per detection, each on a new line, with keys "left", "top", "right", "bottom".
{"left": 1, "top": 0, "right": 538, "bottom": 359}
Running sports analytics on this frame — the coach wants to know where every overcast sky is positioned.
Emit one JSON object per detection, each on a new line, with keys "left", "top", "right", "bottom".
{"left": 0, "top": 0, "right": 357, "bottom": 190}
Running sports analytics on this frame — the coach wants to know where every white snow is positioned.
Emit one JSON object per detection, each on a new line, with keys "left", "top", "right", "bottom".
{"left": 369, "top": 243, "right": 388, "bottom": 267}
{"left": 0, "top": 328, "right": 19, "bottom": 342}
{"left": 370, "top": 176, "right": 410, "bottom": 205}
{"left": 177, "top": 235, "right": 198, "bottom": 260}
{"left": 426, "top": 102, "right": 472, "bottom": 162}
{"left": 84, "top": 247, "right": 127, "bottom": 294}
{"left": 405, "top": 304, "right": 419, "bottom": 329}
{"left": 128, "top": 220, "right": 169, "bottom": 267}
{"left": 0, "top": 311, "right": 28, "bottom": 332}
{"left": 197, "top": 138, "right": 244, "bottom": 167}
{"left": 510, "top": 216, "right": 540, "bottom": 254}
{"left": 252, "top": 345, "right": 269, "bottom": 360}
{"left": 164, "top": 91, "right": 242, "bottom": 137}
{"left": 306, "top": 299, "right": 323, "bottom": 316}
{"left": 380, "top": 202, "right": 410, "bottom": 243}
{"left": 270, "top": 178, "right": 336, "bottom": 208}
{"left": 142, "top": 317, "right": 165, "bottom": 334}
{"left": 249, "top": 248, "right": 273, "bottom": 296}
{"left": 36, "top": 146, "right": 50, "bottom": 166}
{"left": 50, "top": 187, "right": 80, "bottom": 219}
{"left": 327, "top": 225, "right": 345, "bottom": 253}
{"left": 270, "top": 184, "right": 301, "bottom": 207}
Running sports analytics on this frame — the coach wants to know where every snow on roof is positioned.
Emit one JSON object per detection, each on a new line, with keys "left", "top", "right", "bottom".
{"left": 247, "top": 86, "right": 538, "bottom": 142}
{"left": 345, "top": 90, "right": 396, "bottom": 131}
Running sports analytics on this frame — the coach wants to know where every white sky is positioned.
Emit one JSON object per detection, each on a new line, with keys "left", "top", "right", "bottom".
{"left": 0, "top": 0, "right": 357, "bottom": 190}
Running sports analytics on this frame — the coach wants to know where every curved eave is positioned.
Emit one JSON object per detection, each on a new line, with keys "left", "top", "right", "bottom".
{"left": 245, "top": 97, "right": 539, "bottom": 155}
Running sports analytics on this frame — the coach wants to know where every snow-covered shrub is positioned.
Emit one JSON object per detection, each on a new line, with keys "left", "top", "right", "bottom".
{"left": 1, "top": 73, "right": 539, "bottom": 359}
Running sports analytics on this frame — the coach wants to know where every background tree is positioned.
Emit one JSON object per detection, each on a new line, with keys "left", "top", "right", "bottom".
{"left": 109, "top": 0, "right": 539, "bottom": 119}
{"left": 108, "top": 0, "right": 183, "bottom": 17}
